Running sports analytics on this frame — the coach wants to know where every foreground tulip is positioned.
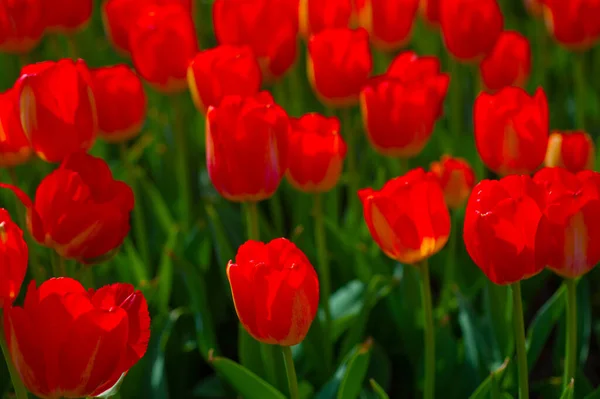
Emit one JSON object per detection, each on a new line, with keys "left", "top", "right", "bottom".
{"left": 474, "top": 87, "right": 549, "bottom": 176}
{"left": 42, "top": 0, "right": 93, "bottom": 33}
{"left": 18, "top": 59, "right": 97, "bottom": 163}
{"left": 480, "top": 31, "right": 531, "bottom": 92}
{"left": 187, "top": 45, "right": 262, "bottom": 114}
{"left": 542, "top": 0, "right": 600, "bottom": 49}
{"left": 0, "top": 0, "right": 44, "bottom": 53}
{"left": 420, "top": 0, "right": 441, "bottom": 28}
{"left": 430, "top": 155, "right": 476, "bottom": 209}
{"left": 206, "top": 92, "right": 290, "bottom": 202}
{"left": 299, "top": 0, "right": 352, "bottom": 37}
{"left": 91, "top": 65, "right": 147, "bottom": 143}
{"left": 0, "top": 209, "right": 27, "bottom": 308}
{"left": 4, "top": 277, "right": 150, "bottom": 398}
{"left": 0, "top": 87, "right": 31, "bottom": 167}
{"left": 355, "top": 0, "right": 419, "bottom": 51}
{"left": 1, "top": 152, "right": 134, "bottom": 264}
{"left": 545, "top": 131, "right": 595, "bottom": 173}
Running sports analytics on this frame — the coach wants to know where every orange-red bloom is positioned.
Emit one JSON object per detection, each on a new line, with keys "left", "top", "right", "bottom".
{"left": 430, "top": 155, "right": 476, "bottom": 209}
{"left": 359, "top": 168, "right": 451, "bottom": 264}
{"left": 534, "top": 168, "right": 600, "bottom": 278}
{"left": 0, "top": 87, "right": 31, "bottom": 167}
{"left": 474, "top": 87, "right": 549, "bottom": 176}
{"left": 206, "top": 92, "right": 290, "bottom": 202}
{"left": 299, "top": 0, "right": 352, "bottom": 37}
{"left": 187, "top": 45, "right": 262, "bottom": 114}
{"left": 440, "top": 0, "right": 503, "bottom": 62}
{"left": 542, "top": 0, "right": 600, "bottom": 50}
{"left": 91, "top": 65, "right": 147, "bottom": 143}
{"left": 287, "top": 113, "right": 347, "bottom": 192}
{"left": 360, "top": 52, "right": 448, "bottom": 157}
{"left": 0, "top": 0, "right": 44, "bottom": 53}
{"left": 463, "top": 175, "right": 547, "bottom": 285}
{"left": 355, "top": 0, "right": 419, "bottom": 51}
{"left": 0, "top": 209, "right": 27, "bottom": 308}
{"left": 545, "top": 131, "right": 595, "bottom": 173}
{"left": 227, "top": 238, "right": 319, "bottom": 346}
{"left": 480, "top": 31, "right": 531, "bottom": 92}
{"left": 213, "top": 0, "right": 299, "bottom": 82}
{"left": 308, "top": 27, "right": 372, "bottom": 106}
{"left": 42, "top": 0, "right": 92, "bottom": 33}
{"left": 4, "top": 277, "right": 150, "bottom": 398}
{"left": 18, "top": 59, "right": 97, "bottom": 163}
{"left": 420, "top": 0, "right": 441, "bottom": 28}
{"left": 1, "top": 152, "right": 134, "bottom": 264}
{"left": 129, "top": 3, "right": 198, "bottom": 93}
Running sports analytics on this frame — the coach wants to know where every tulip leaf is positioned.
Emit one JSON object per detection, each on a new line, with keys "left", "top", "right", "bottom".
{"left": 370, "top": 378, "right": 390, "bottom": 399}
{"left": 337, "top": 339, "right": 373, "bottom": 399}
{"left": 576, "top": 278, "right": 592, "bottom": 366}
{"left": 584, "top": 385, "right": 600, "bottom": 399}
{"left": 155, "top": 228, "right": 179, "bottom": 314}
{"left": 468, "top": 358, "right": 510, "bottom": 399}
{"left": 314, "top": 341, "right": 365, "bottom": 399}
{"left": 205, "top": 203, "right": 236, "bottom": 292}
{"left": 560, "top": 380, "right": 575, "bottom": 399}
{"left": 138, "top": 172, "right": 176, "bottom": 233}
{"left": 299, "top": 381, "right": 315, "bottom": 399}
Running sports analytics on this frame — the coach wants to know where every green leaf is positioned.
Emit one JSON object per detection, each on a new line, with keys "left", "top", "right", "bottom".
{"left": 468, "top": 358, "right": 510, "bottom": 399}
{"left": 559, "top": 380, "right": 574, "bottom": 399}
{"left": 369, "top": 379, "right": 390, "bottom": 399}
{"left": 205, "top": 203, "right": 236, "bottom": 291}
{"left": 337, "top": 339, "right": 373, "bottom": 399}
{"left": 155, "top": 228, "right": 179, "bottom": 314}
{"left": 484, "top": 283, "right": 513, "bottom": 359}
{"left": 299, "top": 381, "right": 315, "bottom": 399}
{"left": 315, "top": 344, "right": 362, "bottom": 399}
{"left": 577, "top": 278, "right": 592, "bottom": 365}
{"left": 584, "top": 385, "right": 600, "bottom": 399}
{"left": 139, "top": 172, "right": 176, "bottom": 232}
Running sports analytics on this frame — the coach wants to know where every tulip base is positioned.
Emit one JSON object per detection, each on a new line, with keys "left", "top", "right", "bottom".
{"left": 281, "top": 346, "right": 299, "bottom": 399}
{"left": 563, "top": 278, "right": 577, "bottom": 388}
{"left": 511, "top": 282, "right": 529, "bottom": 399}
{"left": 419, "top": 260, "right": 435, "bottom": 399}
{"left": 0, "top": 312, "right": 29, "bottom": 399}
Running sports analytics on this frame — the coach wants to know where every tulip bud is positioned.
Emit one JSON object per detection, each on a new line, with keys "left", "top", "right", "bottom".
{"left": 0, "top": 209, "right": 27, "bottom": 307}
{"left": 419, "top": 0, "right": 441, "bottom": 28}
{"left": 0, "top": 87, "right": 32, "bottom": 167}
{"left": 42, "top": 0, "right": 93, "bottom": 33}
{"left": 430, "top": 155, "right": 476, "bottom": 209}
{"left": 542, "top": 0, "right": 600, "bottom": 50}
{"left": 480, "top": 31, "right": 532, "bottom": 92}
{"left": 545, "top": 131, "right": 595, "bottom": 173}
{"left": 355, "top": 0, "right": 419, "bottom": 51}
{"left": 0, "top": 0, "right": 44, "bottom": 53}
{"left": 299, "top": 0, "right": 353, "bottom": 37}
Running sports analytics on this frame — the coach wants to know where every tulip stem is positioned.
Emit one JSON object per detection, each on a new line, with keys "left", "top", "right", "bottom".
{"left": 171, "top": 93, "right": 192, "bottom": 232}
{"left": 0, "top": 312, "right": 29, "bottom": 399}
{"left": 448, "top": 57, "right": 462, "bottom": 149}
{"left": 244, "top": 202, "right": 260, "bottom": 241}
{"left": 564, "top": 278, "right": 578, "bottom": 389}
{"left": 512, "top": 281, "right": 529, "bottom": 399}
{"left": 341, "top": 108, "right": 359, "bottom": 225}
{"left": 419, "top": 259, "right": 435, "bottom": 399}
{"left": 574, "top": 54, "right": 586, "bottom": 130}
{"left": 281, "top": 346, "right": 299, "bottom": 399}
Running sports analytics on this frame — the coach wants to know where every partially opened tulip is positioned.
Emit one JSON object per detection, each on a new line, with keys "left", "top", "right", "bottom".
{"left": 4, "top": 277, "right": 150, "bottom": 398}
{"left": 480, "top": 31, "right": 532, "bottom": 92}
{"left": 0, "top": 0, "right": 44, "bottom": 53}
{"left": 420, "top": 0, "right": 441, "bottom": 28}
{"left": 0, "top": 87, "right": 31, "bottom": 167}
{"left": 299, "top": 0, "right": 353, "bottom": 37}
{"left": 430, "top": 155, "right": 476, "bottom": 209}
{"left": 42, "top": 0, "right": 93, "bottom": 33}
{"left": 355, "top": 0, "right": 419, "bottom": 51}
{"left": 545, "top": 131, "right": 595, "bottom": 173}
{"left": 0, "top": 209, "right": 27, "bottom": 308}
{"left": 542, "top": 0, "right": 600, "bottom": 49}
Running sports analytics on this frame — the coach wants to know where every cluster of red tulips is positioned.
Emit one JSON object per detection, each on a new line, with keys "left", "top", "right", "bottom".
{"left": 0, "top": 0, "right": 599, "bottom": 398}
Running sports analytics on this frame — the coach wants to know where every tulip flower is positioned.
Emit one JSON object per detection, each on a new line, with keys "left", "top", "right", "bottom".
{"left": 355, "top": 0, "right": 419, "bottom": 51}
{"left": 18, "top": 59, "right": 97, "bottom": 163}
{"left": 187, "top": 45, "right": 262, "bottom": 114}
{"left": 0, "top": 0, "right": 44, "bottom": 53}
{"left": 206, "top": 92, "right": 290, "bottom": 202}
{"left": 0, "top": 209, "right": 27, "bottom": 308}
{"left": 524, "top": 0, "right": 543, "bottom": 16}
{"left": 1, "top": 152, "right": 134, "bottom": 264}
{"left": 440, "top": 0, "right": 503, "bottom": 62}
{"left": 4, "top": 277, "right": 150, "bottom": 398}
{"left": 42, "top": 0, "right": 93, "bottom": 33}
{"left": 545, "top": 131, "right": 595, "bottom": 173}
{"left": 308, "top": 28, "right": 372, "bottom": 106}
{"left": 299, "top": 0, "right": 353, "bottom": 37}
{"left": 91, "top": 65, "right": 147, "bottom": 143}
{"left": 360, "top": 52, "right": 449, "bottom": 157}
{"left": 474, "top": 87, "right": 549, "bottom": 176}
{"left": 420, "top": 0, "right": 441, "bottom": 28}
{"left": 480, "top": 31, "right": 532, "bottom": 92}
{"left": 542, "top": 0, "right": 600, "bottom": 49}
{"left": 430, "top": 155, "right": 476, "bottom": 209}
{"left": 0, "top": 87, "right": 32, "bottom": 167}
{"left": 213, "top": 0, "right": 299, "bottom": 82}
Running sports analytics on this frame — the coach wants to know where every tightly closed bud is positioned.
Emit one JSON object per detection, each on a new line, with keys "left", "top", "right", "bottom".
{"left": 480, "top": 31, "right": 532, "bottom": 92}
{"left": 0, "top": 0, "right": 44, "bottom": 53}
{"left": 542, "top": 0, "right": 600, "bottom": 50}
{"left": 0, "top": 209, "right": 27, "bottom": 307}
{"left": 420, "top": 0, "right": 441, "bottom": 28}
{"left": 299, "top": 0, "right": 352, "bottom": 37}
{"left": 355, "top": 0, "right": 419, "bottom": 51}
{"left": 545, "top": 131, "right": 595, "bottom": 173}
{"left": 42, "top": 0, "right": 93, "bottom": 33}
{"left": 430, "top": 155, "right": 476, "bottom": 209}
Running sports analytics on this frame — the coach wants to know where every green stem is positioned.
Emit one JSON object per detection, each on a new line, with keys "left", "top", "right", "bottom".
{"left": 574, "top": 54, "right": 586, "bottom": 130}
{"left": 341, "top": 108, "right": 359, "bottom": 225}
{"left": 281, "top": 346, "right": 299, "bottom": 399}
{"left": 244, "top": 202, "right": 260, "bottom": 241}
{"left": 563, "top": 278, "right": 578, "bottom": 388}
{"left": 172, "top": 94, "right": 192, "bottom": 232}
{"left": 51, "top": 251, "right": 67, "bottom": 277}
{"left": 512, "top": 282, "right": 529, "bottom": 399}
{"left": 420, "top": 260, "right": 435, "bottom": 399}
{"left": 448, "top": 57, "right": 462, "bottom": 149}
{"left": 445, "top": 211, "right": 458, "bottom": 292}
{"left": 0, "top": 312, "right": 29, "bottom": 399}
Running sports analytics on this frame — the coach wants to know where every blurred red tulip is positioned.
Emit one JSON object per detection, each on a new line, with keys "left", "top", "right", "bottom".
{"left": 545, "top": 131, "right": 595, "bottom": 172}
{"left": 213, "top": 0, "right": 299, "bottom": 82}
{"left": 359, "top": 168, "right": 451, "bottom": 264}
{"left": 440, "top": 0, "right": 503, "bottom": 62}
{"left": 355, "top": 0, "right": 419, "bottom": 51}
{"left": 464, "top": 175, "right": 547, "bottom": 285}
{"left": 18, "top": 59, "right": 97, "bottom": 163}
{"left": 299, "top": 0, "right": 352, "bottom": 37}
{"left": 480, "top": 31, "right": 531, "bottom": 92}
{"left": 308, "top": 27, "right": 372, "bottom": 106}
{"left": 42, "top": 0, "right": 92, "bottom": 33}
{"left": 360, "top": 52, "right": 448, "bottom": 157}
{"left": 206, "top": 92, "right": 290, "bottom": 202}
{"left": 287, "top": 113, "right": 347, "bottom": 192}
{"left": 0, "top": 209, "right": 27, "bottom": 308}
{"left": 542, "top": 0, "right": 600, "bottom": 49}
{"left": 430, "top": 155, "right": 476, "bottom": 209}
{"left": 474, "top": 87, "right": 549, "bottom": 176}
{"left": 129, "top": 3, "right": 198, "bottom": 93}
{"left": 227, "top": 238, "right": 319, "bottom": 346}
{"left": 525, "top": 0, "right": 543, "bottom": 16}
{"left": 0, "top": 87, "right": 32, "bottom": 167}
{"left": 187, "top": 45, "right": 262, "bottom": 114}
{"left": 420, "top": 0, "right": 441, "bottom": 28}
{"left": 91, "top": 65, "right": 147, "bottom": 143}
{"left": 4, "top": 277, "right": 150, "bottom": 398}
{"left": 1, "top": 152, "right": 134, "bottom": 264}
{"left": 0, "top": 0, "right": 44, "bottom": 53}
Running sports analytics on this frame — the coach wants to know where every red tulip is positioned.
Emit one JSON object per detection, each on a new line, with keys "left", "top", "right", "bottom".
{"left": 0, "top": 209, "right": 27, "bottom": 308}
{"left": 545, "top": 131, "right": 595, "bottom": 173}
{"left": 480, "top": 31, "right": 531, "bottom": 92}
{"left": 524, "top": 0, "right": 543, "bottom": 16}
{"left": 287, "top": 113, "right": 347, "bottom": 192}
{"left": 299, "top": 0, "right": 353, "bottom": 37}
{"left": 440, "top": 0, "right": 503, "bottom": 62}
{"left": 227, "top": 238, "right": 319, "bottom": 346}
{"left": 18, "top": 59, "right": 97, "bottom": 163}
{"left": 474, "top": 87, "right": 549, "bottom": 176}
{"left": 1, "top": 152, "right": 134, "bottom": 264}
{"left": 360, "top": 52, "right": 448, "bottom": 157}
{"left": 308, "top": 27, "right": 372, "bottom": 106}
{"left": 206, "top": 92, "right": 290, "bottom": 202}
{"left": 0, "top": 87, "right": 32, "bottom": 167}
{"left": 187, "top": 45, "right": 262, "bottom": 114}
{"left": 534, "top": 168, "right": 600, "bottom": 278}
{"left": 129, "top": 3, "right": 198, "bottom": 93}
{"left": 213, "top": 0, "right": 299, "bottom": 82}
{"left": 91, "top": 65, "right": 147, "bottom": 143}
{"left": 4, "top": 277, "right": 150, "bottom": 398}
{"left": 355, "top": 0, "right": 419, "bottom": 51}
{"left": 42, "top": 0, "right": 93, "bottom": 33}
{"left": 542, "top": 0, "right": 600, "bottom": 49}
{"left": 0, "top": 0, "right": 44, "bottom": 53}
{"left": 359, "top": 168, "right": 451, "bottom": 264}
{"left": 463, "top": 175, "right": 547, "bottom": 285}
{"left": 420, "top": 0, "right": 441, "bottom": 28}
{"left": 430, "top": 155, "right": 476, "bottom": 209}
